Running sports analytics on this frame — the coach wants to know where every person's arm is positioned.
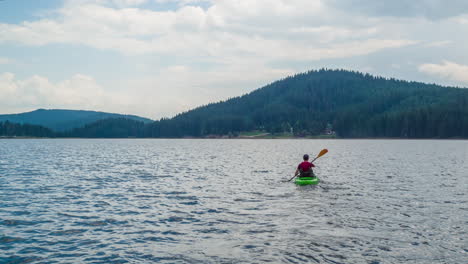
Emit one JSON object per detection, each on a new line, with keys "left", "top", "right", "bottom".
{"left": 295, "top": 163, "right": 301, "bottom": 176}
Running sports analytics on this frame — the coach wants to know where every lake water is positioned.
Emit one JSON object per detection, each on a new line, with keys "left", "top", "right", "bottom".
{"left": 0, "top": 139, "right": 467, "bottom": 263}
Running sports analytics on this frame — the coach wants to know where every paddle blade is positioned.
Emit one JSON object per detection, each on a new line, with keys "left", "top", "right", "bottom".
{"left": 317, "top": 149, "right": 328, "bottom": 158}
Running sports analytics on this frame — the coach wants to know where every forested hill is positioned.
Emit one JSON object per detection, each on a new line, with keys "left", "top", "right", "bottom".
{"left": 145, "top": 69, "right": 468, "bottom": 138}
{"left": 2, "top": 69, "right": 468, "bottom": 138}
{"left": 0, "top": 109, "right": 153, "bottom": 131}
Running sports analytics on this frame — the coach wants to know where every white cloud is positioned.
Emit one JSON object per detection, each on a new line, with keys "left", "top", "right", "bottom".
{"left": 419, "top": 61, "right": 468, "bottom": 84}
{"left": 327, "top": 0, "right": 468, "bottom": 20}
{"left": 424, "top": 40, "right": 452, "bottom": 47}
{"left": 0, "top": 0, "right": 415, "bottom": 59}
{"left": 113, "top": 0, "right": 148, "bottom": 6}
{"left": 66, "top": 0, "right": 149, "bottom": 7}
{"left": 0, "top": 57, "right": 12, "bottom": 64}
{"left": 458, "top": 17, "right": 468, "bottom": 24}
{"left": 0, "top": 72, "right": 133, "bottom": 114}
{"left": 155, "top": 0, "right": 210, "bottom": 5}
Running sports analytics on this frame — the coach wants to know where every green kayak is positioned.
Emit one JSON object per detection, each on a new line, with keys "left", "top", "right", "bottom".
{"left": 295, "top": 177, "right": 320, "bottom": 185}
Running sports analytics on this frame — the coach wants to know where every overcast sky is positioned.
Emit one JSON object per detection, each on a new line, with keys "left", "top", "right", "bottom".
{"left": 1, "top": 0, "right": 467, "bottom": 119}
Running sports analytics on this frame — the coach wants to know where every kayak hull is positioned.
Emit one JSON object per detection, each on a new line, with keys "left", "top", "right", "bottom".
{"left": 295, "top": 177, "right": 319, "bottom": 185}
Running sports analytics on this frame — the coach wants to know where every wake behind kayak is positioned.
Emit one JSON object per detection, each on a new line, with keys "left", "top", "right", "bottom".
{"left": 295, "top": 177, "right": 320, "bottom": 185}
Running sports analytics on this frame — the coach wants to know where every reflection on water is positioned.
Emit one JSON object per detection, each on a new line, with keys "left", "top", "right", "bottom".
{"left": 0, "top": 139, "right": 467, "bottom": 263}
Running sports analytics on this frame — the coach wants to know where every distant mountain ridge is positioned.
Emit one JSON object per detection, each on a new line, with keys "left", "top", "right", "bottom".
{"left": 2, "top": 69, "right": 468, "bottom": 138}
{"left": 0, "top": 109, "right": 153, "bottom": 132}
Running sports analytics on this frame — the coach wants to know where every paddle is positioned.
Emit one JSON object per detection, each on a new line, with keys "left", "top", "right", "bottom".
{"left": 287, "top": 149, "right": 328, "bottom": 182}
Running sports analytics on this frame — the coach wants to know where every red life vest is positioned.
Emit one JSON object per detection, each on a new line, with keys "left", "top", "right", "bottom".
{"left": 298, "top": 161, "right": 315, "bottom": 172}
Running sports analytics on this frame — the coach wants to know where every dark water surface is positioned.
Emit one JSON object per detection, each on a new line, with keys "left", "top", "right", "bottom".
{"left": 0, "top": 139, "right": 467, "bottom": 263}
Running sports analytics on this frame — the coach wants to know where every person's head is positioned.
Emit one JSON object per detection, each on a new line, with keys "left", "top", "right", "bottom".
{"left": 303, "top": 154, "right": 309, "bottom": 161}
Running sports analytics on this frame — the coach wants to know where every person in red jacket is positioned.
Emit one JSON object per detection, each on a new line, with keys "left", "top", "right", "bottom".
{"left": 295, "top": 154, "right": 316, "bottom": 178}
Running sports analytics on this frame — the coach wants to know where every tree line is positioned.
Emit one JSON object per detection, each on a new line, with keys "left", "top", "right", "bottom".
{"left": 0, "top": 121, "right": 55, "bottom": 137}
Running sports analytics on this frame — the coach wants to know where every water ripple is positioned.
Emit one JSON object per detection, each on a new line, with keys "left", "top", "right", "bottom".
{"left": 0, "top": 139, "right": 467, "bottom": 263}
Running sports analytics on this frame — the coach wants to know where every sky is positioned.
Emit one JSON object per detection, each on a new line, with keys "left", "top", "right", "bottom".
{"left": 1, "top": 0, "right": 468, "bottom": 119}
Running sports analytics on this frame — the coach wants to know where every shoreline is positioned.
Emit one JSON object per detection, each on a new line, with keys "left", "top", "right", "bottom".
{"left": 1, "top": 136, "right": 467, "bottom": 140}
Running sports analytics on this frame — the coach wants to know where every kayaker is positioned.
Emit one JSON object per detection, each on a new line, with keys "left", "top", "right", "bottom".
{"left": 295, "top": 154, "right": 315, "bottom": 178}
